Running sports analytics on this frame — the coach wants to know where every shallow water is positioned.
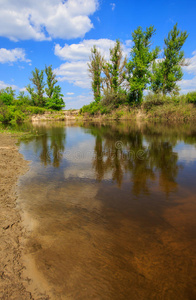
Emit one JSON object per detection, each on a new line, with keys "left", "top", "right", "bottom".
{"left": 17, "top": 121, "right": 196, "bottom": 299}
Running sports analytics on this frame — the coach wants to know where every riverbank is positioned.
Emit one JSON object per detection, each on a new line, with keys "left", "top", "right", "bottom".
{"left": 0, "top": 133, "right": 48, "bottom": 299}
{"left": 80, "top": 102, "right": 196, "bottom": 122}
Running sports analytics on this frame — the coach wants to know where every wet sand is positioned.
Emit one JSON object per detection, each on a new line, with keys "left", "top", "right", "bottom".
{"left": 0, "top": 133, "right": 48, "bottom": 299}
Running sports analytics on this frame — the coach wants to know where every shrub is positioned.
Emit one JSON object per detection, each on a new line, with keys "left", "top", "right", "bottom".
{"left": 0, "top": 93, "right": 13, "bottom": 106}
{"left": 143, "top": 93, "right": 168, "bottom": 111}
{"left": 0, "top": 103, "right": 13, "bottom": 123}
{"left": 185, "top": 91, "right": 196, "bottom": 104}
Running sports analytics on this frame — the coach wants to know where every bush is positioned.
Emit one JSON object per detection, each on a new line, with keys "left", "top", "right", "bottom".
{"left": 185, "top": 91, "right": 196, "bottom": 104}
{"left": 0, "top": 93, "right": 13, "bottom": 105}
{"left": 0, "top": 104, "right": 25, "bottom": 124}
{"left": 143, "top": 93, "right": 168, "bottom": 111}
{"left": 24, "top": 106, "right": 47, "bottom": 115}
{"left": 0, "top": 104, "right": 13, "bottom": 123}
{"left": 102, "top": 92, "right": 128, "bottom": 108}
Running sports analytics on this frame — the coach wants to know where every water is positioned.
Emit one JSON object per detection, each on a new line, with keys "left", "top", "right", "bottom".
{"left": 17, "top": 121, "right": 196, "bottom": 299}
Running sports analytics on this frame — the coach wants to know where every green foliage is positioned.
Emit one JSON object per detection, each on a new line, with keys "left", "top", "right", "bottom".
{"left": 80, "top": 102, "right": 101, "bottom": 115}
{"left": 0, "top": 93, "right": 13, "bottom": 105}
{"left": 0, "top": 87, "right": 15, "bottom": 105}
{"left": 115, "top": 111, "right": 124, "bottom": 120}
{"left": 15, "top": 91, "right": 31, "bottom": 106}
{"left": 88, "top": 46, "right": 103, "bottom": 103}
{"left": 0, "top": 103, "right": 25, "bottom": 124}
{"left": 127, "top": 26, "right": 160, "bottom": 104}
{"left": 151, "top": 23, "right": 188, "bottom": 95}
{"left": 24, "top": 106, "right": 47, "bottom": 115}
{"left": 45, "top": 65, "right": 58, "bottom": 98}
{"left": 46, "top": 85, "right": 65, "bottom": 110}
{"left": 103, "top": 40, "right": 127, "bottom": 94}
{"left": 27, "top": 68, "right": 45, "bottom": 107}
{"left": 102, "top": 91, "right": 128, "bottom": 108}
{"left": 143, "top": 93, "right": 168, "bottom": 111}
{"left": 185, "top": 91, "right": 196, "bottom": 104}
{"left": 26, "top": 66, "right": 65, "bottom": 110}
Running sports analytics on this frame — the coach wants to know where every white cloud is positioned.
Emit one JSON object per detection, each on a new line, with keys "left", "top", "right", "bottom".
{"left": 175, "top": 144, "right": 196, "bottom": 163}
{"left": 183, "top": 51, "right": 196, "bottom": 75}
{"left": 55, "top": 61, "right": 90, "bottom": 89}
{"left": 66, "top": 92, "right": 74, "bottom": 95}
{"left": 64, "top": 94, "right": 93, "bottom": 109}
{"left": 55, "top": 39, "right": 130, "bottom": 61}
{"left": 0, "top": 0, "right": 98, "bottom": 41}
{"left": 179, "top": 51, "right": 196, "bottom": 93}
{"left": 0, "top": 80, "right": 18, "bottom": 90}
{"left": 54, "top": 38, "right": 132, "bottom": 89}
{"left": 110, "top": 3, "right": 116, "bottom": 11}
{"left": 0, "top": 48, "right": 30, "bottom": 64}
{"left": 179, "top": 76, "right": 196, "bottom": 93}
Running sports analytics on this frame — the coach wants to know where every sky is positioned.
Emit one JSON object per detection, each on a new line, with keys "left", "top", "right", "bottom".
{"left": 0, "top": 0, "right": 196, "bottom": 109}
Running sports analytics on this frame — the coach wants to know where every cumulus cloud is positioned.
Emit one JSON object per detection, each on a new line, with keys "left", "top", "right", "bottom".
{"left": 55, "top": 39, "right": 130, "bottom": 61}
{"left": 0, "top": 80, "right": 18, "bottom": 90}
{"left": 179, "top": 76, "right": 196, "bottom": 93}
{"left": 179, "top": 51, "right": 196, "bottom": 93}
{"left": 0, "top": 48, "right": 30, "bottom": 64}
{"left": 0, "top": 0, "right": 99, "bottom": 41}
{"left": 183, "top": 51, "right": 196, "bottom": 75}
{"left": 55, "top": 61, "right": 90, "bottom": 89}
{"left": 63, "top": 93, "right": 93, "bottom": 109}
{"left": 54, "top": 38, "right": 132, "bottom": 89}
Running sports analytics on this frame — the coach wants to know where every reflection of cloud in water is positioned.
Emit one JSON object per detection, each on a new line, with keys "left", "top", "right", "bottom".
{"left": 175, "top": 143, "right": 196, "bottom": 163}
{"left": 64, "top": 164, "right": 112, "bottom": 181}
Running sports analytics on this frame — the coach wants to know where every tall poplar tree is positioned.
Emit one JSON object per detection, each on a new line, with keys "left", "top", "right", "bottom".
{"left": 151, "top": 23, "right": 188, "bottom": 94}
{"left": 45, "top": 65, "right": 58, "bottom": 98}
{"left": 103, "top": 40, "right": 127, "bottom": 94}
{"left": 88, "top": 46, "right": 103, "bottom": 103}
{"left": 27, "top": 68, "right": 45, "bottom": 107}
{"left": 127, "top": 26, "right": 160, "bottom": 104}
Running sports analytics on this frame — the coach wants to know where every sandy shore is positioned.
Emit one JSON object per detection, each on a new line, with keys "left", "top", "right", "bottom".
{"left": 0, "top": 133, "right": 48, "bottom": 299}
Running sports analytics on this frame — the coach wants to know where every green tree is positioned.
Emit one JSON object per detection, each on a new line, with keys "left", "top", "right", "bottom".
{"left": 103, "top": 40, "right": 127, "bottom": 94}
{"left": 46, "top": 85, "right": 65, "bottom": 110}
{"left": 127, "top": 26, "right": 160, "bottom": 104}
{"left": 88, "top": 46, "right": 103, "bottom": 103}
{"left": 27, "top": 68, "right": 45, "bottom": 107}
{"left": 0, "top": 87, "right": 15, "bottom": 105}
{"left": 151, "top": 23, "right": 188, "bottom": 95}
{"left": 45, "top": 65, "right": 58, "bottom": 98}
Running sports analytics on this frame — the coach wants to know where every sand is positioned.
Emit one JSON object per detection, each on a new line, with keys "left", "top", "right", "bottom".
{"left": 0, "top": 133, "right": 48, "bottom": 299}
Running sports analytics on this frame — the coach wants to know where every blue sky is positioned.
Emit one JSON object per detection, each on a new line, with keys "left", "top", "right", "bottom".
{"left": 0, "top": 0, "right": 196, "bottom": 109}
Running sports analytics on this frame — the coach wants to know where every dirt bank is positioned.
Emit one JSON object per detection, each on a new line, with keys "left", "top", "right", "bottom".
{"left": 0, "top": 133, "right": 48, "bottom": 299}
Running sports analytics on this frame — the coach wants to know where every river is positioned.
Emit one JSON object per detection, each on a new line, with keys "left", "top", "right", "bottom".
{"left": 17, "top": 121, "right": 196, "bottom": 299}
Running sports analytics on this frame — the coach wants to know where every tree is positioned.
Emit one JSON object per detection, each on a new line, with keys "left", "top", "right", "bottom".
{"left": 88, "top": 46, "right": 103, "bottom": 103}
{"left": 127, "top": 26, "right": 160, "bottom": 104}
{"left": 151, "top": 23, "right": 188, "bottom": 95}
{"left": 103, "top": 40, "right": 127, "bottom": 94}
{"left": 46, "top": 85, "right": 65, "bottom": 110}
{"left": 45, "top": 65, "right": 58, "bottom": 98}
{"left": 27, "top": 68, "right": 45, "bottom": 107}
{"left": 0, "top": 87, "right": 15, "bottom": 105}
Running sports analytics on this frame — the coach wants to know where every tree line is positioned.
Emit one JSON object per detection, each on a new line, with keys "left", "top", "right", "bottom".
{"left": 88, "top": 24, "right": 188, "bottom": 105}
{"left": 0, "top": 65, "right": 65, "bottom": 111}
{"left": 26, "top": 65, "right": 65, "bottom": 110}
{"left": 0, "top": 66, "right": 65, "bottom": 124}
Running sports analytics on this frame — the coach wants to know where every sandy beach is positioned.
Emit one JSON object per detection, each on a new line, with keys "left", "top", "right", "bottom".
{"left": 0, "top": 133, "right": 48, "bottom": 299}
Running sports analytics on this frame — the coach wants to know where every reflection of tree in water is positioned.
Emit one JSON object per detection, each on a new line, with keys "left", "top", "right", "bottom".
{"left": 22, "top": 125, "right": 66, "bottom": 168}
{"left": 39, "top": 127, "right": 66, "bottom": 167}
{"left": 85, "top": 123, "right": 187, "bottom": 196}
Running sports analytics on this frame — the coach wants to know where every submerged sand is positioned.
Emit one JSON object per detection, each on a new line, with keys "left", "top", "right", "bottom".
{"left": 0, "top": 133, "right": 48, "bottom": 299}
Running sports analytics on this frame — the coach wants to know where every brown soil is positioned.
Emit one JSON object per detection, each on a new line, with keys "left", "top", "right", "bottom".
{"left": 0, "top": 133, "right": 48, "bottom": 299}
